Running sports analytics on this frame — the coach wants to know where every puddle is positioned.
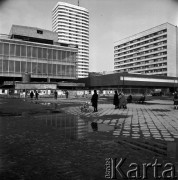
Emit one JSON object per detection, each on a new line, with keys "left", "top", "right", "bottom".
{"left": 0, "top": 112, "right": 22, "bottom": 117}
{"left": 89, "top": 122, "right": 115, "bottom": 132}
{"left": 45, "top": 114, "right": 88, "bottom": 140}
{"left": 151, "top": 109, "right": 170, "bottom": 112}
{"left": 44, "top": 114, "right": 116, "bottom": 141}
{"left": 39, "top": 102, "right": 52, "bottom": 106}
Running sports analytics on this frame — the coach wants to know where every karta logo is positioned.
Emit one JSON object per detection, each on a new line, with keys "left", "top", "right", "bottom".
{"left": 105, "top": 158, "right": 177, "bottom": 179}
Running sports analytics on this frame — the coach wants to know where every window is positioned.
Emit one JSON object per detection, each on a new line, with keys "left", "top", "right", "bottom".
{"left": 37, "top": 30, "right": 43, "bottom": 34}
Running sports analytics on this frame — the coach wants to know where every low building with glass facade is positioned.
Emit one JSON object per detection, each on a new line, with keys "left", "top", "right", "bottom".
{"left": 0, "top": 25, "right": 78, "bottom": 85}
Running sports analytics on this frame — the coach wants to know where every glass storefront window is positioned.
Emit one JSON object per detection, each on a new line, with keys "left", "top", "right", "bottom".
{"left": 21, "top": 45, "right": 26, "bottom": 57}
{"left": 4, "top": 43, "right": 9, "bottom": 55}
{"left": 53, "top": 64, "right": 56, "bottom": 75}
{"left": 27, "top": 46, "right": 32, "bottom": 58}
{"left": 3, "top": 60, "right": 8, "bottom": 72}
{"left": 32, "top": 62, "right": 37, "bottom": 74}
{"left": 27, "top": 62, "right": 31, "bottom": 73}
{"left": 57, "top": 64, "right": 61, "bottom": 75}
{"left": 67, "top": 51, "right": 70, "bottom": 62}
{"left": 48, "top": 49, "right": 53, "bottom": 60}
{"left": 37, "top": 63, "right": 43, "bottom": 75}
{"left": 48, "top": 64, "right": 52, "bottom": 75}
{"left": 16, "top": 45, "right": 20, "bottom": 57}
{"left": 71, "top": 52, "right": 75, "bottom": 62}
{"left": 0, "top": 60, "right": 2, "bottom": 71}
{"left": 62, "top": 65, "right": 65, "bottom": 76}
{"left": 57, "top": 50, "right": 61, "bottom": 61}
{"left": 53, "top": 49, "right": 57, "bottom": 60}
{"left": 10, "top": 44, "right": 15, "bottom": 56}
{"left": 43, "top": 48, "right": 47, "bottom": 59}
{"left": 32, "top": 47, "right": 37, "bottom": 58}
{"left": 38, "top": 48, "right": 42, "bottom": 59}
{"left": 21, "top": 61, "right": 26, "bottom": 73}
{"left": 62, "top": 51, "right": 66, "bottom": 62}
{"left": 9, "top": 60, "right": 14, "bottom": 72}
{"left": 43, "top": 63, "right": 47, "bottom": 75}
{"left": 15, "top": 61, "right": 20, "bottom": 73}
{"left": 0, "top": 43, "right": 3, "bottom": 55}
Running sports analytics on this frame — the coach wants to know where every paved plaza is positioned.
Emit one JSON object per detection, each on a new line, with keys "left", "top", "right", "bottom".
{"left": 61, "top": 99, "right": 178, "bottom": 142}
{"left": 1, "top": 97, "right": 178, "bottom": 179}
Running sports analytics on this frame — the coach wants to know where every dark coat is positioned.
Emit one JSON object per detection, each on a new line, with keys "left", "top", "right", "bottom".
{"left": 91, "top": 93, "right": 98, "bottom": 107}
{"left": 113, "top": 94, "right": 119, "bottom": 106}
{"left": 30, "top": 91, "right": 34, "bottom": 98}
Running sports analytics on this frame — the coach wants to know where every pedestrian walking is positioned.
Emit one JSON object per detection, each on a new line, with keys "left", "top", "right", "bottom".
{"left": 35, "top": 91, "right": 39, "bottom": 100}
{"left": 30, "top": 91, "right": 34, "bottom": 100}
{"left": 91, "top": 90, "right": 98, "bottom": 112}
{"left": 118, "top": 92, "right": 127, "bottom": 109}
{"left": 113, "top": 91, "right": 119, "bottom": 109}
{"left": 173, "top": 91, "right": 178, "bottom": 109}
{"left": 54, "top": 90, "right": 58, "bottom": 100}
{"left": 65, "top": 91, "right": 69, "bottom": 99}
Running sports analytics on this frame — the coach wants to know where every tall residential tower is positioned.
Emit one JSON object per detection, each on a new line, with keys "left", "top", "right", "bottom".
{"left": 114, "top": 23, "right": 178, "bottom": 77}
{"left": 52, "top": 2, "right": 89, "bottom": 78}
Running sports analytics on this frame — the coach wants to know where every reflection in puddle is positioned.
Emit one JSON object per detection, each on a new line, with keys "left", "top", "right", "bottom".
{"left": 44, "top": 114, "right": 88, "bottom": 140}
{"left": 89, "top": 122, "right": 115, "bottom": 132}
{"left": 40, "top": 102, "right": 52, "bottom": 106}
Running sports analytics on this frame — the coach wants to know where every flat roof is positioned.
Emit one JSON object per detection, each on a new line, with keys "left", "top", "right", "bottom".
{"left": 10, "top": 25, "right": 58, "bottom": 42}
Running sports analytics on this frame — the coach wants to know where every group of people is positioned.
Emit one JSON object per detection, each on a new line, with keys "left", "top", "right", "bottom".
{"left": 30, "top": 90, "right": 39, "bottom": 100}
{"left": 173, "top": 91, "right": 178, "bottom": 109}
{"left": 90, "top": 90, "right": 128, "bottom": 113}
{"left": 113, "top": 91, "right": 127, "bottom": 109}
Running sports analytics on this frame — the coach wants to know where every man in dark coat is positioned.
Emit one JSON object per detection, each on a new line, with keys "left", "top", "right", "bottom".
{"left": 30, "top": 91, "right": 34, "bottom": 100}
{"left": 54, "top": 91, "right": 58, "bottom": 100}
{"left": 113, "top": 91, "right": 119, "bottom": 109}
{"left": 35, "top": 91, "right": 39, "bottom": 100}
{"left": 91, "top": 90, "right": 98, "bottom": 112}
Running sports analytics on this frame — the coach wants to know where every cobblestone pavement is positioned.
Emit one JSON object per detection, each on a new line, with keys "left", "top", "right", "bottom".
{"left": 62, "top": 100, "right": 178, "bottom": 142}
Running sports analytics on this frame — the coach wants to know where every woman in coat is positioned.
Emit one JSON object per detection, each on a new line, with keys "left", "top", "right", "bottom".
{"left": 113, "top": 91, "right": 119, "bottom": 109}
{"left": 91, "top": 90, "right": 98, "bottom": 112}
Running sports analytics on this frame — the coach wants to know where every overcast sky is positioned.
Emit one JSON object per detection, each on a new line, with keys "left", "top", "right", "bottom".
{"left": 0, "top": 0, "right": 178, "bottom": 72}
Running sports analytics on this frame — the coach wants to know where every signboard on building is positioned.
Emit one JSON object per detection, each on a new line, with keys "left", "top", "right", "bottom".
{"left": 57, "top": 82, "right": 85, "bottom": 87}
{"left": 15, "top": 83, "right": 57, "bottom": 90}
{"left": 3, "top": 81, "right": 14, "bottom": 85}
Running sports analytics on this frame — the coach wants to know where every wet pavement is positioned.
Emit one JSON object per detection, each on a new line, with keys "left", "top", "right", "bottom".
{"left": 1, "top": 97, "right": 178, "bottom": 179}
{"left": 63, "top": 100, "right": 178, "bottom": 142}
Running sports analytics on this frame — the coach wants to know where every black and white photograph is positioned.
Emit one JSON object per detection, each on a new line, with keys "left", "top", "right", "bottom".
{"left": 0, "top": 0, "right": 178, "bottom": 179}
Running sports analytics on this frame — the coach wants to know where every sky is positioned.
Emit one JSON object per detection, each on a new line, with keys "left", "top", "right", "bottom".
{"left": 0, "top": 0, "right": 178, "bottom": 72}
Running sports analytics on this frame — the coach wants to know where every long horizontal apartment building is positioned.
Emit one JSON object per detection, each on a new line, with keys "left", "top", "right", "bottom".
{"left": 0, "top": 25, "right": 78, "bottom": 84}
{"left": 114, "top": 23, "right": 178, "bottom": 77}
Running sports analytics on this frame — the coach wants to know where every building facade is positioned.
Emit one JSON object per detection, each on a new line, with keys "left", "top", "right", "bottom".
{"left": 52, "top": 2, "right": 89, "bottom": 78}
{"left": 0, "top": 25, "right": 78, "bottom": 84}
{"left": 114, "top": 23, "right": 178, "bottom": 77}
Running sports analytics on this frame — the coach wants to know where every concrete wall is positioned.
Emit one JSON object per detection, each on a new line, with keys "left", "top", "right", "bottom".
{"left": 167, "top": 24, "right": 177, "bottom": 77}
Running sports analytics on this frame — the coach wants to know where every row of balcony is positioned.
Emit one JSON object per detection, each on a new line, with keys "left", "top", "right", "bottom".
{"left": 114, "top": 29, "right": 167, "bottom": 49}
{"left": 115, "top": 35, "right": 167, "bottom": 57}
{"left": 57, "top": 30, "right": 89, "bottom": 39}
{"left": 52, "top": 6, "right": 89, "bottom": 19}
{"left": 52, "top": 12, "right": 89, "bottom": 25}
{"left": 115, "top": 57, "right": 167, "bottom": 68}
{"left": 115, "top": 61, "right": 167, "bottom": 71}
{"left": 115, "top": 45, "right": 167, "bottom": 61}
{"left": 114, "top": 40, "right": 167, "bottom": 58}
{"left": 115, "top": 50, "right": 167, "bottom": 65}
